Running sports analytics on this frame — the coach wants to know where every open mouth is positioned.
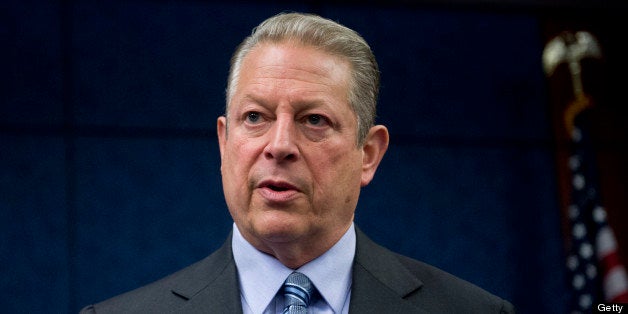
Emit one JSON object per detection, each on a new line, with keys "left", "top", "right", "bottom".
{"left": 259, "top": 180, "right": 299, "bottom": 193}
{"left": 268, "top": 184, "right": 290, "bottom": 192}
{"left": 260, "top": 181, "right": 296, "bottom": 192}
{"left": 257, "top": 180, "right": 300, "bottom": 203}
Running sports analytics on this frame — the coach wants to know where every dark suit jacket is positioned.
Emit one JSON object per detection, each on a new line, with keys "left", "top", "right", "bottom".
{"left": 81, "top": 227, "right": 515, "bottom": 313}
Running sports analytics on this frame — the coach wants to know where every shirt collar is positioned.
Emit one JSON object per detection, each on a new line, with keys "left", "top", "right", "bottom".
{"left": 232, "top": 223, "right": 356, "bottom": 314}
{"left": 298, "top": 223, "right": 355, "bottom": 313}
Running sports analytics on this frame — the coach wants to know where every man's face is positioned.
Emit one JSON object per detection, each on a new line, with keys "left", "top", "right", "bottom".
{"left": 217, "top": 42, "right": 374, "bottom": 253}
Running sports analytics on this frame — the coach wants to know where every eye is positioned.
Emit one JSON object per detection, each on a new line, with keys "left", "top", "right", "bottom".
{"left": 245, "top": 111, "right": 262, "bottom": 124}
{"left": 305, "top": 114, "right": 328, "bottom": 126}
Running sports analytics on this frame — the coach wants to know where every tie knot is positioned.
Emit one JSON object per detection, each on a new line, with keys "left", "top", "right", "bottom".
{"left": 282, "top": 272, "right": 314, "bottom": 313}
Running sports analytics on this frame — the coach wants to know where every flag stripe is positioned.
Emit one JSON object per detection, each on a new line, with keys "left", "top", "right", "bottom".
{"left": 596, "top": 225, "right": 617, "bottom": 258}
{"left": 605, "top": 266, "right": 628, "bottom": 302}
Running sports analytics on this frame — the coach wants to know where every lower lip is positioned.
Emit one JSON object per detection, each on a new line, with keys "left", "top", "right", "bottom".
{"left": 257, "top": 187, "right": 300, "bottom": 203}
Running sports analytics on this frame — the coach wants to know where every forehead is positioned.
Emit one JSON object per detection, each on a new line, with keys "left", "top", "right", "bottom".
{"left": 249, "top": 42, "right": 349, "bottom": 82}
{"left": 232, "top": 42, "right": 351, "bottom": 102}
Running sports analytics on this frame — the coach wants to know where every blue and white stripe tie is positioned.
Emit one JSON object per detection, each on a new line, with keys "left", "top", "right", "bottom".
{"left": 282, "top": 272, "right": 314, "bottom": 314}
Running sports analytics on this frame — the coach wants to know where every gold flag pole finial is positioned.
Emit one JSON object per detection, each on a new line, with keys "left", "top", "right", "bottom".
{"left": 542, "top": 31, "right": 602, "bottom": 136}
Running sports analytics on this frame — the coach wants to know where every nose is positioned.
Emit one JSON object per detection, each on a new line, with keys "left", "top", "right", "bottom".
{"left": 263, "top": 116, "right": 299, "bottom": 162}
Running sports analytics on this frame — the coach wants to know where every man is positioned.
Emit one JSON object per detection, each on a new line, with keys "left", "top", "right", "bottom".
{"left": 82, "top": 12, "right": 515, "bottom": 313}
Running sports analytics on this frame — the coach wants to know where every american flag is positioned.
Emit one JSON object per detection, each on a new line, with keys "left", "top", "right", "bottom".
{"left": 565, "top": 111, "right": 628, "bottom": 313}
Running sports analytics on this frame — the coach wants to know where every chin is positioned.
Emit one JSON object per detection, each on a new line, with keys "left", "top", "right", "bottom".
{"left": 252, "top": 213, "right": 309, "bottom": 243}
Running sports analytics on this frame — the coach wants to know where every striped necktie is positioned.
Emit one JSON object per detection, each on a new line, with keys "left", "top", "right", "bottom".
{"left": 282, "top": 272, "right": 314, "bottom": 314}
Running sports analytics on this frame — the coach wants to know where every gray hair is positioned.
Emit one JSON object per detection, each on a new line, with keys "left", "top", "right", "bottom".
{"left": 226, "top": 12, "right": 380, "bottom": 146}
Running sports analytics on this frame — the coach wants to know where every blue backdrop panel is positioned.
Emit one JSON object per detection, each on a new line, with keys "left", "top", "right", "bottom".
{"left": 74, "top": 137, "right": 228, "bottom": 307}
{"left": 0, "top": 136, "right": 69, "bottom": 313}
{"left": 1, "top": 1, "right": 64, "bottom": 126}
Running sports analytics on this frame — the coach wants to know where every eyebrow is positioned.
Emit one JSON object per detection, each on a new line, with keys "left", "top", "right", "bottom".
{"left": 239, "top": 93, "right": 330, "bottom": 111}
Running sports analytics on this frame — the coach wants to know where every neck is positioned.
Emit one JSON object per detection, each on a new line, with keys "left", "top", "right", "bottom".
{"left": 240, "top": 223, "right": 352, "bottom": 269}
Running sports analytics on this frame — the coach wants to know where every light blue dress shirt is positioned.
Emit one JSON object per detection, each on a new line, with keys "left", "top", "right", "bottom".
{"left": 232, "top": 223, "right": 356, "bottom": 314}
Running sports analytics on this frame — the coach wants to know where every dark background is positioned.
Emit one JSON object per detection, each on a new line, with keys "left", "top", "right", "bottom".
{"left": 2, "top": 1, "right": 627, "bottom": 313}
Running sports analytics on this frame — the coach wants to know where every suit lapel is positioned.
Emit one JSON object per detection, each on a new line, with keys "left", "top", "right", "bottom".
{"left": 349, "top": 228, "right": 429, "bottom": 313}
{"left": 169, "top": 233, "right": 243, "bottom": 314}
{"left": 164, "top": 228, "right": 428, "bottom": 313}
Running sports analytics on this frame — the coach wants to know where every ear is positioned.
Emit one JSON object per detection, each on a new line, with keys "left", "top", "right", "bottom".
{"left": 360, "top": 125, "right": 389, "bottom": 187}
{"left": 217, "top": 115, "right": 227, "bottom": 162}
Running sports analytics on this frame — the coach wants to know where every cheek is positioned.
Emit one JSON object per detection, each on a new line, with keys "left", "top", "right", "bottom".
{"left": 313, "top": 148, "right": 363, "bottom": 193}
{"left": 222, "top": 140, "right": 255, "bottom": 185}
{"left": 313, "top": 151, "right": 363, "bottom": 222}
{"left": 221, "top": 141, "right": 258, "bottom": 215}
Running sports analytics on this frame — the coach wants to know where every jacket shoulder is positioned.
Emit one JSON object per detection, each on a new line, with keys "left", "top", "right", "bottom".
{"left": 394, "top": 251, "right": 515, "bottom": 313}
{"left": 354, "top": 228, "right": 514, "bottom": 313}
